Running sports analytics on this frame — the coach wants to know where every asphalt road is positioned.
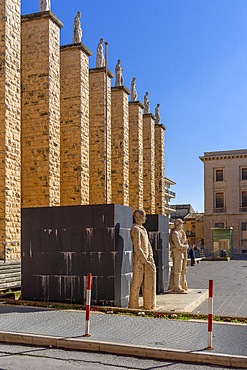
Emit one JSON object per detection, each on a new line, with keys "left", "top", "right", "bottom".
{"left": 0, "top": 343, "right": 242, "bottom": 370}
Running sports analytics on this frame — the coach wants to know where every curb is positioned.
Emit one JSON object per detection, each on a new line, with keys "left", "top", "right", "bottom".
{"left": 0, "top": 331, "right": 246, "bottom": 368}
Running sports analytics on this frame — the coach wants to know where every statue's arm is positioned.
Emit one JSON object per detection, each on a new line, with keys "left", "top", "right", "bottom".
{"left": 131, "top": 228, "right": 148, "bottom": 264}
{"left": 171, "top": 231, "right": 188, "bottom": 252}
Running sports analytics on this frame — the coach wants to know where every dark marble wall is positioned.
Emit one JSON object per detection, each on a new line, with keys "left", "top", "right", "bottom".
{"left": 21, "top": 205, "right": 169, "bottom": 306}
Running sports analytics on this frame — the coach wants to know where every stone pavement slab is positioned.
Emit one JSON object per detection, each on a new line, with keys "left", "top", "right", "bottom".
{"left": 187, "top": 260, "right": 247, "bottom": 317}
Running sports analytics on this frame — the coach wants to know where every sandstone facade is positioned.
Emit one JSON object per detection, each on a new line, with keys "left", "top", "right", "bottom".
{"left": 21, "top": 12, "right": 62, "bottom": 208}
{"left": 0, "top": 4, "right": 167, "bottom": 260}
{"left": 60, "top": 44, "right": 92, "bottom": 206}
{"left": 0, "top": 0, "right": 21, "bottom": 260}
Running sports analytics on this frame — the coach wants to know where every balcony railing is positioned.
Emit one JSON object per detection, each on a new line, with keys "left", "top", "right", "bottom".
{"left": 165, "top": 189, "right": 176, "bottom": 197}
{"left": 213, "top": 207, "right": 226, "bottom": 213}
{"left": 240, "top": 207, "right": 247, "bottom": 212}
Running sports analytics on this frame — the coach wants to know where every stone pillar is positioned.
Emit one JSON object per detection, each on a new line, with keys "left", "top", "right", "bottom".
{"left": 155, "top": 123, "right": 166, "bottom": 215}
{"left": 128, "top": 102, "right": 144, "bottom": 210}
{"left": 111, "top": 86, "right": 130, "bottom": 206}
{"left": 89, "top": 68, "right": 113, "bottom": 204}
{"left": 21, "top": 12, "right": 63, "bottom": 208}
{"left": 0, "top": 0, "right": 21, "bottom": 260}
{"left": 143, "top": 114, "right": 155, "bottom": 214}
{"left": 60, "top": 43, "right": 92, "bottom": 206}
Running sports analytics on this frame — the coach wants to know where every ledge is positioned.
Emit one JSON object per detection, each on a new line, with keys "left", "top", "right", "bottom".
{"left": 22, "top": 11, "right": 63, "bottom": 29}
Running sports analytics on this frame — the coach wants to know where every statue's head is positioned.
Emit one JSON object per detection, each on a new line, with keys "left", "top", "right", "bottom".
{"left": 174, "top": 218, "right": 183, "bottom": 229}
{"left": 133, "top": 209, "right": 146, "bottom": 224}
{"left": 100, "top": 38, "right": 104, "bottom": 43}
{"left": 118, "top": 59, "right": 121, "bottom": 64}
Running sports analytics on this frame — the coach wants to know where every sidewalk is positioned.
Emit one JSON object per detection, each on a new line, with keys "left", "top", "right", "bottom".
{"left": 0, "top": 303, "right": 246, "bottom": 368}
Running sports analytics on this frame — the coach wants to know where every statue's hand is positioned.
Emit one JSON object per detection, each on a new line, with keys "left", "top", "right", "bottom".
{"left": 147, "top": 260, "right": 156, "bottom": 271}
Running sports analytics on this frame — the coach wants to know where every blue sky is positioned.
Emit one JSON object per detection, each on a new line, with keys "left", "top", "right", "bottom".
{"left": 21, "top": 1, "right": 247, "bottom": 212}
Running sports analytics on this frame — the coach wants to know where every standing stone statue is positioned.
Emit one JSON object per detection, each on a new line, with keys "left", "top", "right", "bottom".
{"left": 72, "top": 11, "right": 82, "bottom": 44}
{"left": 96, "top": 38, "right": 105, "bottom": 68}
{"left": 130, "top": 77, "right": 138, "bottom": 102}
{"left": 144, "top": 92, "right": 150, "bottom": 114}
{"left": 115, "top": 59, "right": 124, "bottom": 86}
{"left": 155, "top": 103, "right": 161, "bottom": 124}
{"left": 168, "top": 219, "right": 189, "bottom": 294}
{"left": 128, "top": 209, "right": 156, "bottom": 310}
{"left": 39, "top": 0, "right": 50, "bottom": 11}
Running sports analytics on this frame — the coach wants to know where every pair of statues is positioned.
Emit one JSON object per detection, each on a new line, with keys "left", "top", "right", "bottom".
{"left": 128, "top": 212, "right": 189, "bottom": 311}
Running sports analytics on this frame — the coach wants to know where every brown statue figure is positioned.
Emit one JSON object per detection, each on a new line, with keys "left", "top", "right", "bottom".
{"left": 128, "top": 209, "right": 156, "bottom": 310}
{"left": 168, "top": 218, "right": 188, "bottom": 294}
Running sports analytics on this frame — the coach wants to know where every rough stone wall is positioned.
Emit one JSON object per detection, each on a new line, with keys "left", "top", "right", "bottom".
{"left": 143, "top": 114, "right": 155, "bottom": 214}
{"left": 111, "top": 86, "right": 130, "bottom": 206}
{"left": 60, "top": 44, "right": 91, "bottom": 206}
{"left": 89, "top": 68, "right": 112, "bottom": 204}
{"left": 155, "top": 124, "right": 166, "bottom": 215}
{"left": 128, "top": 102, "right": 144, "bottom": 211}
{"left": 0, "top": 0, "right": 21, "bottom": 260}
{"left": 21, "top": 12, "right": 62, "bottom": 208}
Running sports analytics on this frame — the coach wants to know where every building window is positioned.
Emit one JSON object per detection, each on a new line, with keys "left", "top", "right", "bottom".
{"left": 242, "top": 192, "right": 247, "bottom": 207}
{"left": 215, "top": 222, "right": 224, "bottom": 228}
{"left": 215, "top": 192, "right": 224, "bottom": 208}
{"left": 242, "top": 168, "right": 247, "bottom": 180}
{"left": 215, "top": 169, "right": 223, "bottom": 181}
{"left": 242, "top": 222, "right": 247, "bottom": 231}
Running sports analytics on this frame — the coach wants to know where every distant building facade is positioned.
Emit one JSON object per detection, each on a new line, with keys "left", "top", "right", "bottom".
{"left": 184, "top": 212, "right": 204, "bottom": 247}
{"left": 170, "top": 204, "right": 195, "bottom": 222}
{"left": 200, "top": 149, "right": 247, "bottom": 256}
{"left": 164, "top": 177, "right": 176, "bottom": 216}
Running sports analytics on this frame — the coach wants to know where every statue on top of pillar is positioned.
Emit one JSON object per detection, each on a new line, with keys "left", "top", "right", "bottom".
{"left": 144, "top": 92, "right": 150, "bottom": 114}
{"left": 96, "top": 38, "right": 105, "bottom": 68}
{"left": 155, "top": 103, "right": 161, "bottom": 124}
{"left": 115, "top": 59, "right": 124, "bottom": 87}
{"left": 39, "top": 0, "right": 50, "bottom": 11}
{"left": 130, "top": 77, "right": 138, "bottom": 102}
{"left": 72, "top": 11, "right": 83, "bottom": 44}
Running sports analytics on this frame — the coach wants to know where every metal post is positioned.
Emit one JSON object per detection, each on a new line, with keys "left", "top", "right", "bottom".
{"left": 83, "top": 273, "right": 92, "bottom": 337}
{"left": 207, "top": 279, "right": 214, "bottom": 349}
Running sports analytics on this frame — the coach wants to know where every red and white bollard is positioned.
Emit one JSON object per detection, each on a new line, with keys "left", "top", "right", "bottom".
{"left": 83, "top": 273, "right": 92, "bottom": 337}
{"left": 207, "top": 279, "right": 214, "bottom": 349}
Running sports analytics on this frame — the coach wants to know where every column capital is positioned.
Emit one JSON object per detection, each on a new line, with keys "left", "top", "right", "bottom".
{"left": 22, "top": 11, "right": 63, "bottom": 29}
{"left": 111, "top": 86, "right": 130, "bottom": 95}
{"left": 128, "top": 101, "right": 144, "bottom": 109}
{"left": 89, "top": 67, "right": 114, "bottom": 79}
{"left": 155, "top": 123, "right": 166, "bottom": 131}
{"left": 61, "top": 43, "right": 92, "bottom": 57}
{"left": 143, "top": 113, "right": 156, "bottom": 121}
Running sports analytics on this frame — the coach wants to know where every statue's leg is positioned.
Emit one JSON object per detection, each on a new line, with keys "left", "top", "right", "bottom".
{"left": 181, "top": 257, "right": 188, "bottom": 291}
{"left": 173, "top": 258, "right": 186, "bottom": 293}
{"left": 168, "top": 260, "right": 175, "bottom": 290}
{"left": 128, "top": 259, "right": 144, "bottom": 309}
{"left": 143, "top": 262, "right": 156, "bottom": 310}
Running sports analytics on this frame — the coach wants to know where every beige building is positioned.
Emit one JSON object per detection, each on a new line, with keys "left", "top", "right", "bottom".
{"left": 200, "top": 149, "right": 247, "bottom": 256}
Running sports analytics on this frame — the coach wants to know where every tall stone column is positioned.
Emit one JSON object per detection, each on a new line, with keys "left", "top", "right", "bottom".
{"left": 128, "top": 102, "right": 144, "bottom": 210}
{"left": 89, "top": 68, "right": 113, "bottom": 204}
{"left": 0, "top": 0, "right": 21, "bottom": 260}
{"left": 111, "top": 86, "right": 130, "bottom": 206}
{"left": 60, "top": 43, "right": 92, "bottom": 206}
{"left": 21, "top": 11, "right": 63, "bottom": 207}
{"left": 155, "top": 123, "right": 166, "bottom": 215}
{"left": 143, "top": 114, "right": 156, "bottom": 214}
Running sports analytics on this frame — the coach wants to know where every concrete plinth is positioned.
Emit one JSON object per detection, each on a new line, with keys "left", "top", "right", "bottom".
{"left": 21, "top": 204, "right": 133, "bottom": 307}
